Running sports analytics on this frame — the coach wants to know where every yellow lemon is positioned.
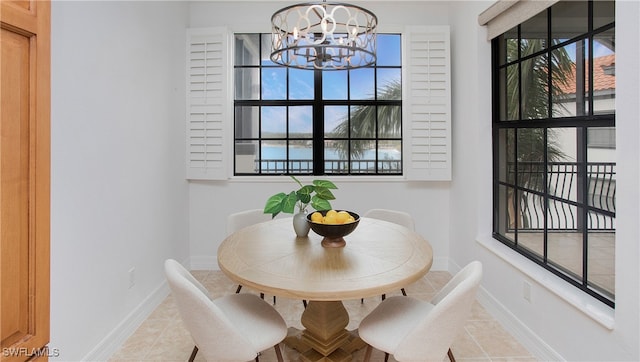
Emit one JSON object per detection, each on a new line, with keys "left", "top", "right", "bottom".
{"left": 325, "top": 209, "right": 338, "bottom": 218}
{"left": 323, "top": 214, "right": 338, "bottom": 225}
{"left": 311, "top": 211, "right": 324, "bottom": 223}
{"left": 336, "top": 211, "right": 350, "bottom": 224}
{"left": 346, "top": 215, "right": 356, "bottom": 223}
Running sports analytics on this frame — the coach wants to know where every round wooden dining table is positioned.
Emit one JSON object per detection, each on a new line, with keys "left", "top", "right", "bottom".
{"left": 217, "top": 216, "right": 433, "bottom": 362}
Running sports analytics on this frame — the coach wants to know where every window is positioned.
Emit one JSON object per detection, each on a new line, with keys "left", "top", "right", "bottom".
{"left": 186, "top": 26, "right": 451, "bottom": 181}
{"left": 492, "top": 0, "right": 615, "bottom": 307}
{"left": 233, "top": 33, "right": 402, "bottom": 176}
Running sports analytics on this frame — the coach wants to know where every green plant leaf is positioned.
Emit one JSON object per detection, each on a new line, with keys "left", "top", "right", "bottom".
{"left": 313, "top": 179, "right": 337, "bottom": 189}
{"left": 264, "top": 177, "right": 339, "bottom": 216}
{"left": 282, "top": 192, "right": 298, "bottom": 214}
{"left": 311, "top": 196, "right": 332, "bottom": 211}
{"left": 264, "top": 192, "right": 287, "bottom": 217}
{"left": 314, "top": 187, "right": 336, "bottom": 200}
{"left": 297, "top": 184, "right": 314, "bottom": 201}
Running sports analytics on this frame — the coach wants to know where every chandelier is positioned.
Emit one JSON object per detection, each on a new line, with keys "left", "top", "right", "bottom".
{"left": 270, "top": 1, "right": 378, "bottom": 70}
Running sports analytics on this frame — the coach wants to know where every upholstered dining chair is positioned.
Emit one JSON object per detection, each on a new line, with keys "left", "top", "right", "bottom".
{"left": 164, "top": 259, "right": 286, "bottom": 362}
{"left": 363, "top": 208, "right": 415, "bottom": 300}
{"left": 358, "top": 261, "right": 483, "bottom": 362}
{"left": 227, "top": 209, "right": 273, "bottom": 303}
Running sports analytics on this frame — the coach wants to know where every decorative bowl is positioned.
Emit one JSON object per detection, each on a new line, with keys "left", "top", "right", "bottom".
{"left": 306, "top": 210, "right": 360, "bottom": 248}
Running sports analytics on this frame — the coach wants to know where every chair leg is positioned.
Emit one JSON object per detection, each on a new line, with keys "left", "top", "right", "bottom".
{"left": 361, "top": 298, "right": 364, "bottom": 303}
{"left": 235, "top": 284, "right": 242, "bottom": 293}
{"left": 401, "top": 287, "right": 407, "bottom": 296}
{"left": 384, "top": 352, "right": 390, "bottom": 361}
{"left": 363, "top": 345, "right": 373, "bottom": 362}
{"left": 188, "top": 345, "right": 198, "bottom": 362}
{"left": 381, "top": 293, "right": 386, "bottom": 301}
{"left": 274, "top": 343, "right": 284, "bottom": 362}
{"left": 303, "top": 300, "right": 307, "bottom": 308}
{"left": 447, "top": 348, "right": 456, "bottom": 362}
{"left": 273, "top": 295, "right": 276, "bottom": 304}
{"left": 260, "top": 292, "right": 264, "bottom": 300}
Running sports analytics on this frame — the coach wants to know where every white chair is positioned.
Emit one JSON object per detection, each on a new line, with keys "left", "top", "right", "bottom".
{"left": 364, "top": 208, "right": 415, "bottom": 300}
{"left": 364, "top": 208, "right": 415, "bottom": 231}
{"left": 164, "top": 259, "right": 286, "bottom": 362}
{"left": 227, "top": 209, "right": 273, "bottom": 302}
{"left": 226, "top": 209, "right": 272, "bottom": 236}
{"left": 358, "top": 261, "right": 483, "bottom": 362}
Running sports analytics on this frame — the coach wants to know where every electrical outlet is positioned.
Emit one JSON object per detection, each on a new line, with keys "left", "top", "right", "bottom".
{"left": 523, "top": 280, "right": 531, "bottom": 302}
{"left": 128, "top": 267, "right": 136, "bottom": 289}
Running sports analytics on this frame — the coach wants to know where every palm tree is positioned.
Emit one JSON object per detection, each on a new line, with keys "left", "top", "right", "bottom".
{"left": 505, "top": 38, "right": 574, "bottom": 228}
{"left": 330, "top": 79, "right": 401, "bottom": 159}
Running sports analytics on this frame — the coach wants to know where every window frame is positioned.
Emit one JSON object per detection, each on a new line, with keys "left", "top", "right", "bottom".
{"left": 491, "top": 0, "right": 616, "bottom": 307}
{"left": 232, "top": 33, "right": 404, "bottom": 177}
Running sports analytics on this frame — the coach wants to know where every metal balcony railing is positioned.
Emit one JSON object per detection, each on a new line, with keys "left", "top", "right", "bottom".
{"left": 256, "top": 159, "right": 402, "bottom": 174}
{"left": 508, "top": 162, "right": 616, "bottom": 231}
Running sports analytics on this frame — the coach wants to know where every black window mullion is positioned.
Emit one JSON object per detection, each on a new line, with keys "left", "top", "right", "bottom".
{"left": 582, "top": 2, "right": 594, "bottom": 289}
{"left": 313, "top": 68, "right": 324, "bottom": 175}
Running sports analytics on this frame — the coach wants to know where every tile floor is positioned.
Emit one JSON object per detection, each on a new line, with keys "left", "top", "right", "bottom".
{"left": 110, "top": 270, "right": 537, "bottom": 362}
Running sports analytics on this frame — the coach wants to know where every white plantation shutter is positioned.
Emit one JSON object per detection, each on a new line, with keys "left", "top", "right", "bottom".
{"left": 186, "top": 27, "right": 230, "bottom": 180}
{"left": 403, "top": 26, "right": 452, "bottom": 181}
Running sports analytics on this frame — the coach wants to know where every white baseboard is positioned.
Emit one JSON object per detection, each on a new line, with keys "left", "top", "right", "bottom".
{"left": 476, "top": 285, "right": 565, "bottom": 361}
{"left": 81, "top": 279, "right": 170, "bottom": 361}
{"left": 441, "top": 258, "right": 563, "bottom": 361}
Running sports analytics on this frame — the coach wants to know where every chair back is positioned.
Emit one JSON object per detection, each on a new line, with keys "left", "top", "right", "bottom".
{"left": 364, "top": 208, "right": 415, "bottom": 230}
{"left": 164, "top": 259, "right": 257, "bottom": 361}
{"left": 227, "top": 209, "right": 271, "bottom": 236}
{"left": 395, "top": 261, "right": 482, "bottom": 361}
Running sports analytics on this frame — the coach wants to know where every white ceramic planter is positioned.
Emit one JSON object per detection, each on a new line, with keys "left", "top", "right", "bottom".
{"left": 293, "top": 211, "right": 310, "bottom": 237}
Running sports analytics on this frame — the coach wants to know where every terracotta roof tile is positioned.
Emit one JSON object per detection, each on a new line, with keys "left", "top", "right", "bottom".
{"left": 557, "top": 54, "right": 615, "bottom": 94}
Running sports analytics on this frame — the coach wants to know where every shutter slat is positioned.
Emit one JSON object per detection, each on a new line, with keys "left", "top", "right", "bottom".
{"left": 404, "top": 26, "right": 452, "bottom": 181}
{"left": 186, "top": 28, "right": 229, "bottom": 180}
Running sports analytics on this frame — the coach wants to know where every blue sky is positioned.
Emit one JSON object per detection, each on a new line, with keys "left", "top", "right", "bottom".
{"left": 260, "top": 34, "right": 401, "bottom": 134}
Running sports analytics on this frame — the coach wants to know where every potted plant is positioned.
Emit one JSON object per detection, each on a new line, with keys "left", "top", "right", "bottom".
{"left": 263, "top": 176, "right": 338, "bottom": 236}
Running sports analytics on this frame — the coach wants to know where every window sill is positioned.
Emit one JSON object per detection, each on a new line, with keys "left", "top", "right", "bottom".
{"left": 228, "top": 175, "right": 412, "bottom": 183}
{"left": 476, "top": 234, "right": 615, "bottom": 330}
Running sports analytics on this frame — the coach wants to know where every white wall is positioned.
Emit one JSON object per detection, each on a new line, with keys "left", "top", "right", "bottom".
{"left": 448, "top": 1, "right": 640, "bottom": 361}
{"left": 50, "top": 1, "right": 189, "bottom": 360}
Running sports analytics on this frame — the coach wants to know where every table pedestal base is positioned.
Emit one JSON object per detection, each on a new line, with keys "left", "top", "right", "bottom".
{"left": 284, "top": 301, "right": 367, "bottom": 362}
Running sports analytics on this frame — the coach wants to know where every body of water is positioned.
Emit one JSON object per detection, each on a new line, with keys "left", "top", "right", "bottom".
{"left": 261, "top": 145, "right": 400, "bottom": 160}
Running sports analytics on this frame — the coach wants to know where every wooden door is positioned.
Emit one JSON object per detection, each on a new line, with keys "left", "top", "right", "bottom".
{"left": 1, "top": 0, "right": 51, "bottom": 360}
